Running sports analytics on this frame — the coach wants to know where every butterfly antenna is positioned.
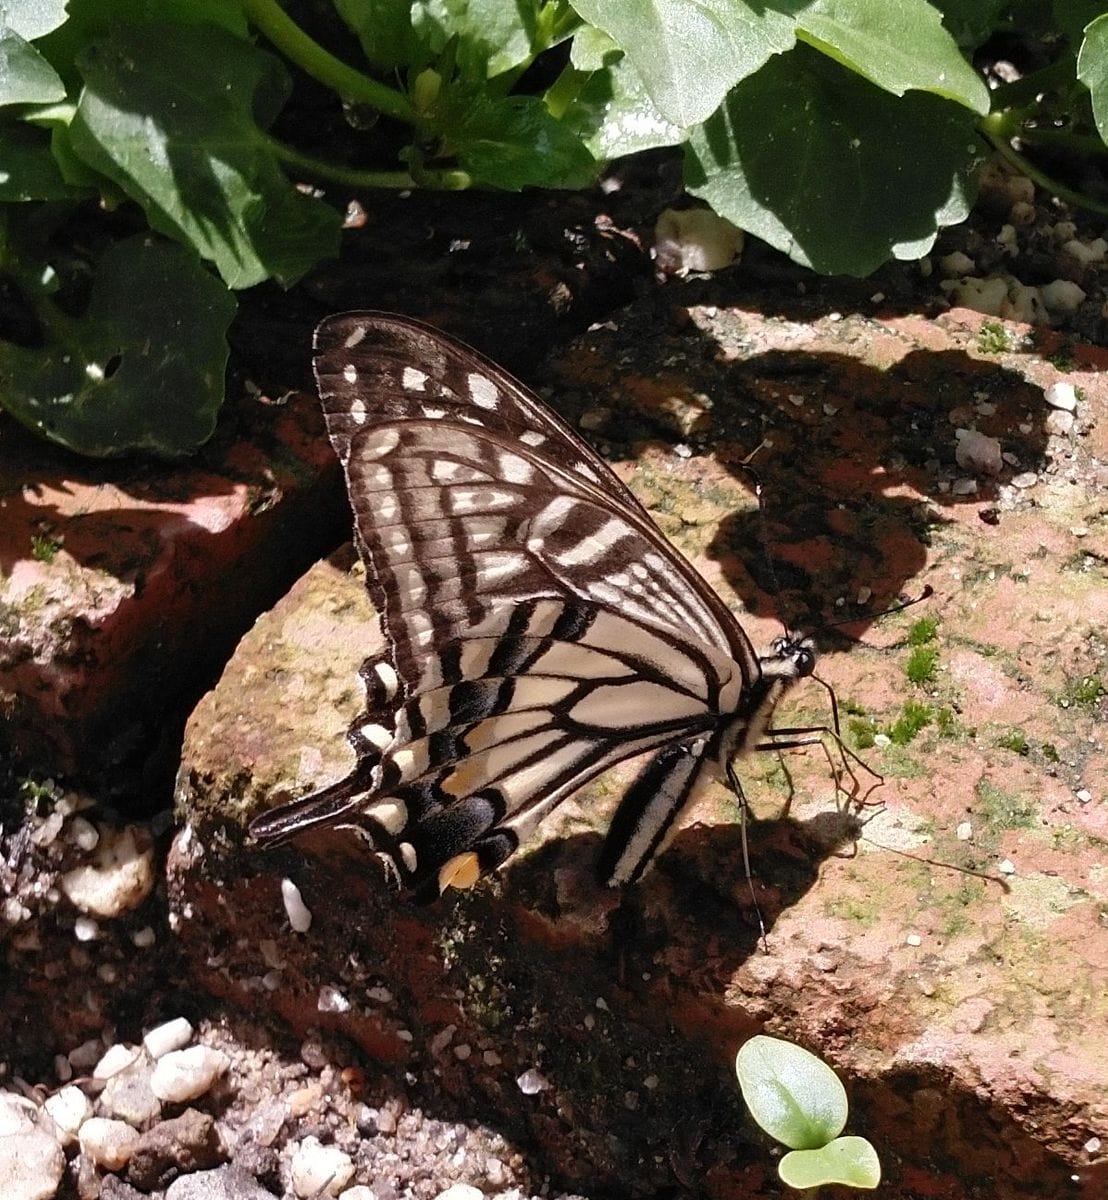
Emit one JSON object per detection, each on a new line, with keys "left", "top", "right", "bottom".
{"left": 734, "top": 459, "right": 793, "bottom": 641}
{"left": 821, "top": 585, "right": 935, "bottom": 639}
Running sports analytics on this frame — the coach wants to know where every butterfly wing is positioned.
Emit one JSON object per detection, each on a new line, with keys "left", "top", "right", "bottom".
{"left": 250, "top": 312, "right": 766, "bottom": 894}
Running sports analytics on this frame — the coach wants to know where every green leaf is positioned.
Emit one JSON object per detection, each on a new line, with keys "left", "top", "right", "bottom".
{"left": 779, "top": 1136, "right": 882, "bottom": 1189}
{"left": 441, "top": 89, "right": 597, "bottom": 189}
{"left": 1077, "top": 13, "right": 1108, "bottom": 144}
{"left": 735, "top": 1035, "right": 848, "bottom": 1150}
{"left": 0, "top": 235, "right": 237, "bottom": 457}
{"left": 335, "top": 0, "right": 418, "bottom": 71}
{"left": 0, "top": 120, "right": 86, "bottom": 198}
{"left": 68, "top": 22, "right": 340, "bottom": 289}
{"left": 933, "top": 0, "right": 1007, "bottom": 49}
{"left": 563, "top": 27, "right": 685, "bottom": 158}
{"left": 0, "top": 0, "right": 69, "bottom": 41}
{"left": 795, "top": 0, "right": 989, "bottom": 114}
{"left": 0, "top": 26, "right": 65, "bottom": 105}
{"left": 571, "top": 0, "right": 795, "bottom": 128}
{"left": 685, "top": 45, "right": 980, "bottom": 276}
{"left": 413, "top": 0, "right": 541, "bottom": 77}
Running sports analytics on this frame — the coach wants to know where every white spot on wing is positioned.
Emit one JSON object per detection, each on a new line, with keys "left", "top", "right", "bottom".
{"left": 350, "top": 398, "right": 368, "bottom": 425}
{"left": 399, "top": 842, "right": 418, "bottom": 872}
{"left": 403, "top": 367, "right": 428, "bottom": 392}
{"left": 359, "top": 723, "right": 393, "bottom": 750}
{"left": 362, "top": 427, "right": 400, "bottom": 459}
{"left": 374, "top": 661, "right": 399, "bottom": 699}
{"left": 343, "top": 363, "right": 358, "bottom": 383}
{"left": 366, "top": 798, "right": 407, "bottom": 836}
{"left": 468, "top": 372, "right": 500, "bottom": 410}
{"left": 343, "top": 326, "right": 367, "bottom": 348}
{"left": 520, "top": 430, "right": 546, "bottom": 447}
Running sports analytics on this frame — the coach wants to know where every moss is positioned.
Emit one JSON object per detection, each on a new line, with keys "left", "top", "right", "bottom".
{"left": 848, "top": 716, "right": 877, "bottom": 750}
{"left": 976, "top": 779, "right": 1037, "bottom": 830}
{"left": 905, "top": 644, "right": 939, "bottom": 685}
{"left": 825, "top": 893, "right": 882, "bottom": 926}
{"left": 30, "top": 535, "right": 62, "bottom": 563}
{"left": 839, "top": 697, "right": 867, "bottom": 717}
{"left": 995, "top": 729, "right": 1029, "bottom": 755}
{"left": 907, "top": 615, "right": 939, "bottom": 646}
{"left": 977, "top": 320, "right": 1013, "bottom": 353}
{"left": 934, "top": 707, "right": 958, "bottom": 737}
{"left": 888, "top": 699, "right": 933, "bottom": 745}
{"left": 1058, "top": 674, "right": 1105, "bottom": 707}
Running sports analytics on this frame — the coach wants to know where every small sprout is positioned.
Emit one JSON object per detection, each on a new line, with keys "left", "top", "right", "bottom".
{"left": 905, "top": 644, "right": 938, "bottom": 685}
{"left": 977, "top": 320, "right": 1012, "bottom": 354}
{"left": 887, "top": 699, "right": 932, "bottom": 745}
{"left": 736, "top": 1035, "right": 880, "bottom": 1191}
{"left": 848, "top": 716, "right": 877, "bottom": 750}
{"left": 996, "top": 730, "right": 1028, "bottom": 755}
{"left": 906, "top": 615, "right": 939, "bottom": 646}
{"left": 31, "top": 535, "right": 63, "bottom": 563}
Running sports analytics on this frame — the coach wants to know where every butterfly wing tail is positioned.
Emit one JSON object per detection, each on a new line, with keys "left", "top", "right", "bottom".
{"left": 248, "top": 771, "right": 373, "bottom": 847}
{"left": 596, "top": 739, "right": 714, "bottom": 886}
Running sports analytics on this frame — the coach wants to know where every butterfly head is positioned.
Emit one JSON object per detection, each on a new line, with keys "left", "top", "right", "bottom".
{"left": 764, "top": 634, "right": 817, "bottom": 682}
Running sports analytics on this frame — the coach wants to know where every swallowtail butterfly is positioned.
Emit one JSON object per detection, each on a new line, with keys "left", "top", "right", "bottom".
{"left": 249, "top": 312, "right": 817, "bottom": 898}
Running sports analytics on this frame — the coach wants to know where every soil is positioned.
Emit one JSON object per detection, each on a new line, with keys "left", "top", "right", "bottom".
{"left": 2, "top": 146, "right": 1107, "bottom": 1200}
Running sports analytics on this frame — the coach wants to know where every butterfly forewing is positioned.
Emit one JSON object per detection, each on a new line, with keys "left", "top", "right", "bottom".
{"left": 250, "top": 312, "right": 803, "bottom": 896}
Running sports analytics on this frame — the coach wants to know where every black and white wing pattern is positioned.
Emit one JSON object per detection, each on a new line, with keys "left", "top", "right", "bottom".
{"left": 249, "top": 312, "right": 815, "bottom": 898}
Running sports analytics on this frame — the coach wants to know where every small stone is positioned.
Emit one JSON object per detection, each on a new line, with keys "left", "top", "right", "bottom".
{"left": 516, "top": 1069, "right": 550, "bottom": 1095}
{"left": 73, "top": 916, "right": 100, "bottom": 942}
{"left": 998, "top": 859, "right": 1016, "bottom": 876}
{"left": 429, "top": 1026, "right": 456, "bottom": 1056}
{"left": 1010, "top": 472, "right": 1038, "bottom": 489}
{"left": 1040, "top": 279, "right": 1086, "bottom": 313}
{"left": 290, "top": 1137, "right": 355, "bottom": 1197}
{"left": 951, "top": 478, "right": 977, "bottom": 496}
{"left": 340, "top": 1189, "right": 379, "bottom": 1200}
{"left": 0, "top": 1093, "right": 34, "bottom": 1137}
{"left": 1045, "top": 409, "right": 1074, "bottom": 436}
{"left": 453, "top": 1044, "right": 472, "bottom": 1061}
{"left": 131, "top": 926, "right": 156, "bottom": 948}
{"left": 150, "top": 1046, "right": 229, "bottom": 1103}
{"left": 79, "top": 1117, "right": 142, "bottom": 1170}
{"left": 94, "top": 1044, "right": 142, "bottom": 1081}
{"left": 68, "top": 1039, "right": 104, "bottom": 1071}
{"left": 482, "top": 1050, "right": 501, "bottom": 1067}
{"left": 1076, "top": 789, "right": 1092, "bottom": 804}
{"left": 317, "top": 986, "right": 351, "bottom": 1014}
{"left": 45, "top": 1085, "right": 92, "bottom": 1144}
{"left": 577, "top": 408, "right": 610, "bottom": 432}
{"left": 69, "top": 818, "right": 100, "bottom": 851}
{"left": 366, "top": 987, "right": 393, "bottom": 1004}
{"left": 433, "top": 1187, "right": 484, "bottom": 1200}
{"left": 281, "top": 878, "right": 312, "bottom": 933}
{"left": 939, "top": 251, "right": 975, "bottom": 277}
{"left": 127, "top": 1109, "right": 223, "bottom": 1191}
{"left": 955, "top": 821, "right": 973, "bottom": 841}
{"left": 1085, "top": 1136, "right": 1102, "bottom": 1155}
{"left": 166, "top": 1165, "right": 276, "bottom": 1200}
{"left": 143, "top": 1018, "right": 194, "bottom": 1060}
{"left": 59, "top": 826, "right": 155, "bottom": 917}
{"left": 954, "top": 428, "right": 1002, "bottom": 476}
{"left": 1044, "top": 381, "right": 1078, "bottom": 412}
{"left": 0, "top": 1121, "right": 65, "bottom": 1200}
{"left": 101, "top": 1061, "right": 161, "bottom": 1126}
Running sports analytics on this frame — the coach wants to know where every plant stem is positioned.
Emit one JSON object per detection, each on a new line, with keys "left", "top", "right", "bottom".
{"left": 238, "top": 0, "right": 414, "bottom": 123}
{"left": 265, "top": 137, "right": 413, "bottom": 189}
{"left": 981, "top": 127, "right": 1108, "bottom": 217}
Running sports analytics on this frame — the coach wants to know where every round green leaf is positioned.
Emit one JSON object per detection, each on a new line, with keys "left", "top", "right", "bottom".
{"left": 779, "top": 1136, "right": 882, "bottom": 1189}
{"left": 735, "top": 1035, "right": 847, "bottom": 1150}
{"left": 685, "top": 44, "right": 980, "bottom": 276}
{"left": 0, "top": 235, "right": 237, "bottom": 457}
{"left": 1077, "top": 14, "right": 1108, "bottom": 146}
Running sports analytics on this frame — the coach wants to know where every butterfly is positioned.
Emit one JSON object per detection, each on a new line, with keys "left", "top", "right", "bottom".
{"left": 248, "top": 312, "right": 818, "bottom": 899}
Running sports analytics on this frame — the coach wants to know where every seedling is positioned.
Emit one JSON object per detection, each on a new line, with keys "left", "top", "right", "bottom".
{"left": 736, "top": 1034, "right": 881, "bottom": 1190}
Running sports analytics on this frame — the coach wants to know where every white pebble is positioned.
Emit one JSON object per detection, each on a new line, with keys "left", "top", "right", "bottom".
{"left": 516, "top": 1069, "right": 550, "bottom": 1095}
{"left": 150, "top": 1045, "right": 229, "bottom": 1103}
{"left": 433, "top": 1187, "right": 484, "bottom": 1200}
{"left": 998, "top": 859, "right": 1016, "bottom": 876}
{"left": 1045, "top": 409, "right": 1074, "bottom": 436}
{"left": 1040, "top": 279, "right": 1086, "bottom": 313}
{"left": 0, "top": 1122, "right": 65, "bottom": 1200}
{"left": 951, "top": 478, "right": 977, "bottom": 496}
{"left": 938, "top": 251, "right": 974, "bottom": 277}
{"left": 68, "top": 817, "right": 100, "bottom": 851}
{"left": 131, "top": 926, "right": 156, "bottom": 948}
{"left": 93, "top": 1043, "right": 141, "bottom": 1081}
{"left": 281, "top": 878, "right": 312, "bottom": 933}
{"left": 1076, "top": 789, "right": 1092, "bottom": 804}
{"left": 78, "top": 1117, "right": 141, "bottom": 1170}
{"left": 317, "top": 986, "right": 351, "bottom": 1014}
{"left": 68, "top": 1039, "right": 103, "bottom": 1071}
{"left": 44, "top": 1085, "right": 91, "bottom": 1144}
{"left": 1010, "top": 472, "right": 1038, "bottom": 489}
{"left": 290, "top": 1137, "right": 355, "bottom": 1197}
{"left": 339, "top": 1189, "right": 380, "bottom": 1200}
{"left": 59, "top": 826, "right": 155, "bottom": 917}
{"left": 955, "top": 822, "right": 973, "bottom": 841}
{"left": 1062, "top": 237, "right": 1106, "bottom": 266}
{"left": 954, "top": 428, "right": 1002, "bottom": 476}
{"left": 0, "top": 1093, "right": 34, "bottom": 1136}
{"left": 1044, "top": 381, "right": 1078, "bottom": 412}
{"left": 906, "top": 933, "right": 922, "bottom": 946}
{"left": 73, "top": 916, "right": 99, "bottom": 942}
{"left": 143, "top": 1017, "right": 194, "bottom": 1060}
